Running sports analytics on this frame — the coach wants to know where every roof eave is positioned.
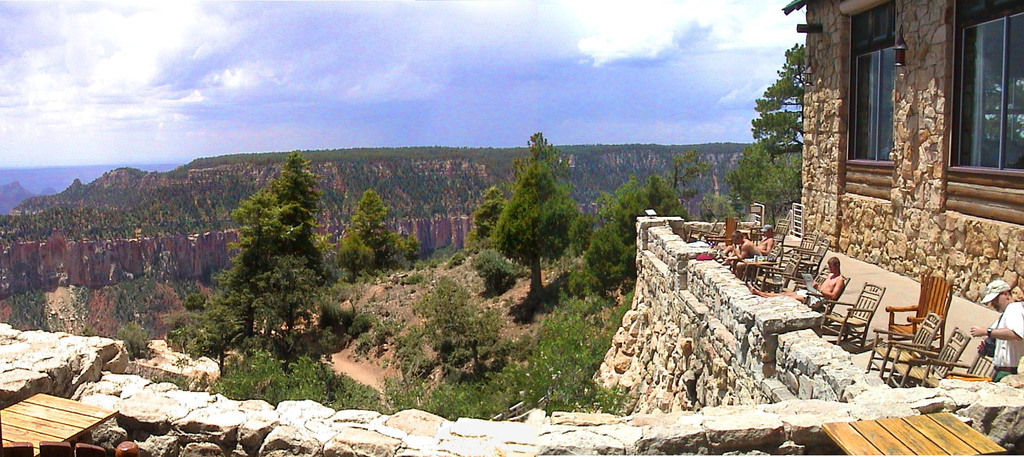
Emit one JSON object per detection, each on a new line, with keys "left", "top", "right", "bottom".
{"left": 783, "top": 0, "right": 808, "bottom": 15}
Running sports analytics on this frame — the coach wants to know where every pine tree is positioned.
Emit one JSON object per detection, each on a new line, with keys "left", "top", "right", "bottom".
{"left": 727, "top": 44, "right": 805, "bottom": 218}
{"left": 493, "top": 133, "right": 579, "bottom": 307}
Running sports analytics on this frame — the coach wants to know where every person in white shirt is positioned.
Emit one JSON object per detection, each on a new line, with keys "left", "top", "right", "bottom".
{"left": 970, "top": 279, "right": 1024, "bottom": 382}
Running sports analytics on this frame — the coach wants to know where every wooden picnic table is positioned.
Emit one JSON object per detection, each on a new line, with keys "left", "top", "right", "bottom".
{"left": 1, "top": 393, "right": 117, "bottom": 452}
{"left": 823, "top": 412, "right": 1005, "bottom": 455}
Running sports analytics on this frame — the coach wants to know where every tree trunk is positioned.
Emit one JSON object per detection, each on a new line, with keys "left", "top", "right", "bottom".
{"left": 529, "top": 256, "right": 543, "bottom": 306}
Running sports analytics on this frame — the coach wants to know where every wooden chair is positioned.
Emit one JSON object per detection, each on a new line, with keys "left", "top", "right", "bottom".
{"left": 747, "top": 202, "right": 765, "bottom": 226}
{"left": 2, "top": 443, "right": 35, "bottom": 457}
{"left": 74, "top": 444, "right": 106, "bottom": 457}
{"left": 866, "top": 312, "right": 943, "bottom": 378}
{"left": 796, "top": 236, "right": 830, "bottom": 277}
{"left": 820, "top": 283, "right": 885, "bottom": 348}
{"left": 941, "top": 354, "right": 995, "bottom": 384}
{"left": 753, "top": 254, "right": 800, "bottom": 293}
{"left": 887, "top": 327, "right": 971, "bottom": 387}
{"left": 884, "top": 275, "right": 953, "bottom": 347}
{"left": 705, "top": 217, "right": 738, "bottom": 244}
{"left": 773, "top": 218, "right": 790, "bottom": 244}
{"left": 115, "top": 442, "right": 140, "bottom": 457}
{"left": 39, "top": 442, "right": 72, "bottom": 457}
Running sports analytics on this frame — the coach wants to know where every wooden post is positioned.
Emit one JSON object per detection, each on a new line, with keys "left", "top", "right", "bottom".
{"left": 115, "top": 441, "right": 140, "bottom": 457}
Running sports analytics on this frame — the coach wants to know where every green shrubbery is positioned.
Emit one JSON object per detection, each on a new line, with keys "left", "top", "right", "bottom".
{"left": 117, "top": 322, "right": 151, "bottom": 359}
{"left": 472, "top": 250, "right": 520, "bottom": 296}
{"left": 214, "top": 350, "right": 380, "bottom": 411}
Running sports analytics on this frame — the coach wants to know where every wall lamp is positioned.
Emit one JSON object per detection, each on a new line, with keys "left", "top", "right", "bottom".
{"left": 893, "top": 26, "right": 907, "bottom": 66}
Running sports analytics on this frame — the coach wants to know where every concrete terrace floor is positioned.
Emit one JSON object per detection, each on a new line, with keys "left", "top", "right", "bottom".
{"left": 825, "top": 251, "right": 1001, "bottom": 369}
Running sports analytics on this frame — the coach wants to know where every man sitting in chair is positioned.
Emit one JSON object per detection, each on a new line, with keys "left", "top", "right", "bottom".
{"left": 720, "top": 231, "right": 757, "bottom": 277}
{"left": 757, "top": 224, "right": 775, "bottom": 256}
{"left": 748, "top": 256, "right": 845, "bottom": 309}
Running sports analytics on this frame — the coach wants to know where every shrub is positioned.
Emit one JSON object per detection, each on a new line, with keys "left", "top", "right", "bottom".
{"left": 348, "top": 313, "right": 374, "bottom": 338}
{"left": 400, "top": 272, "right": 425, "bottom": 285}
{"left": 472, "top": 250, "right": 519, "bottom": 296}
{"left": 447, "top": 252, "right": 467, "bottom": 268}
{"left": 214, "top": 350, "right": 381, "bottom": 410}
{"left": 117, "top": 322, "right": 151, "bottom": 359}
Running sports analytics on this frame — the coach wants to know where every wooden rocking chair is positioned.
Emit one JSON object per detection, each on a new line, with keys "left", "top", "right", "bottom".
{"left": 886, "top": 327, "right": 971, "bottom": 387}
{"left": 866, "top": 312, "right": 943, "bottom": 378}
{"left": 705, "top": 217, "right": 738, "bottom": 244}
{"left": 883, "top": 275, "right": 953, "bottom": 347}
{"left": 941, "top": 353, "right": 995, "bottom": 384}
{"left": 820, "top": 283, "right": 885, "bottom": 348}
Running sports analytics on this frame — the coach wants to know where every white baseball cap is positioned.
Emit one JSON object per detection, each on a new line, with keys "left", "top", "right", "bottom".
{"left": 981, "top": 279, "right": 1011, "bottom": 304}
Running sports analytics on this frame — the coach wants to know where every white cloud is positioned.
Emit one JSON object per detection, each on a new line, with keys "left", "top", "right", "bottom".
{"left": 570, "top": 0, "right": 801, "bottom": 66}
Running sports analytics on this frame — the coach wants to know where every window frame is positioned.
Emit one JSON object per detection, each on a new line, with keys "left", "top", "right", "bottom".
{"left": 950, "top": 0, "right": 1024, "bottom": 178}
{"left": 848, "top": 2, "right": 898, "bottom": 166}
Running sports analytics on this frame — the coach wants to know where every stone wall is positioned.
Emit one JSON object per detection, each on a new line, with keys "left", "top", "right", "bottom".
{"left": 593, "top": 217, "right": 1024, "bottom": 452}
{"left": 2, "top": 277, "right": 1024, "bottom": 456}
{"left": 597, "top": 217, "right": 880, "bottom": 412}
{"left": 800, "top": 0, "right": 1024, "bottom": 302}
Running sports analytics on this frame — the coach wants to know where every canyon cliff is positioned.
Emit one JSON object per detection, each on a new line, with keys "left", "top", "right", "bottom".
{"left": 0, "top": 214, "right": 472, "bottom": 300}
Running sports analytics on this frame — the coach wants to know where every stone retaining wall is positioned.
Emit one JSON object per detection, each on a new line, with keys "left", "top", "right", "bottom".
{"left": 594, "top": 217, "right": 1024, "bottom": 452}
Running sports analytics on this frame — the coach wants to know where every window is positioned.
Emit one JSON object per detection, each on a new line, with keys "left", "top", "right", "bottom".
{"left": 956, "top": 3, "right": 1024, "bottom": 170}
{"left": 850, "top": 3, "right": 896, "bottom": 162}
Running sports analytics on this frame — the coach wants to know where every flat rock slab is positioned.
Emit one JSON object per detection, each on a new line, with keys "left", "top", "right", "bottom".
{"left": 449, "top": 418, "right": 536, "bottom": 446}
{"left": 385, "top": 409, "right": 447, "bottom": 438}
{"left": 323, "top": 426, "right": 402, "bottom": 457}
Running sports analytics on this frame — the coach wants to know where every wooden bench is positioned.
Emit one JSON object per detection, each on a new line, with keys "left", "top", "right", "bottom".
{"left": 823, "top": 412, "right": 1004, "bottom": 455}
{"left": 1, "top": 394, "right": 117, "bottom": 454}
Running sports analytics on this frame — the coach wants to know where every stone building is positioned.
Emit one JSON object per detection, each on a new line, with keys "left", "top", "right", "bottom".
{"left": 783, "top": 0, "right": 1024, "bottom": 301}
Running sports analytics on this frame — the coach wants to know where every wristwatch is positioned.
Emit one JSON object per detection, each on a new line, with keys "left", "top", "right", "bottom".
{"left": 987, "top": 328, "right": 993, "bottom": 337}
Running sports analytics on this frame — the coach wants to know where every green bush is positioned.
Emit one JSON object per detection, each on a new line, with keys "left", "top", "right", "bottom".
{"left": 349, "top": 313, "right": 374, "bottom": 338}
{"left": 400, "top": 272, "right": 425, "bottom": 285}
{"left": 214, "top": 350, "right": 380, "bottom": 410}
{"left": 472, "top": 250, "right": 519, "bottom": 296}
{"left": 117, "top": 322, "right": 151, "bottom": 359}
{"left": 319, "top": 301, "right": 351, "bottom": 331}
{"left": 447, "top": 252, "right": 467, "bottom": 268}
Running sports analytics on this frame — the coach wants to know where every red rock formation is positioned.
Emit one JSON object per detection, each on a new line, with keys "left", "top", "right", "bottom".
{"left": 0, "top": 215, "right": 472, "bottom": 298}
{"left": 0, "top": 231, "right": 236, "bottom": 299}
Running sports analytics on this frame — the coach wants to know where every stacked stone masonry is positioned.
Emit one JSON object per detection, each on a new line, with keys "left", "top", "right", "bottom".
{"left": 595, "top": 217, "right": 1024, "bottom": 452}
{"left": 2, "top": 320, "right": 1023, "bottom": 456}
{"left": 801, "top": 0, "right": 1024, "bottom": 302}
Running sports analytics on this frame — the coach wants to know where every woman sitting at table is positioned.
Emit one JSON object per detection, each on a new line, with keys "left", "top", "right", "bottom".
{"left": 748, "top": 256, "right": 844, "bottom": 309}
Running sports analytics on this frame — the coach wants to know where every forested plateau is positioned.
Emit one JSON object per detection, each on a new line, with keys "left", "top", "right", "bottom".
{"left": 0, "top": 143, "right": 741, "bottom": 336}
{"left": 6, "top": 143, "right": 741, "bottom": 242}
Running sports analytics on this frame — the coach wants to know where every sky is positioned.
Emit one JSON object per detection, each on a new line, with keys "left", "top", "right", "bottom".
{"left": 0, "top": 1, "right": 804, "bottom": 168}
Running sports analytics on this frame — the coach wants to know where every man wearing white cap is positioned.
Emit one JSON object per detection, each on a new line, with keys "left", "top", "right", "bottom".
{"left": 970, "top": 279, "right": 1024, "bottom": 382}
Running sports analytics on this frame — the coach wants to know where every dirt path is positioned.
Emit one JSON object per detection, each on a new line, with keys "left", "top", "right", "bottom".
{"left": 330, "top": 347, "right": 390, "bottom": 391}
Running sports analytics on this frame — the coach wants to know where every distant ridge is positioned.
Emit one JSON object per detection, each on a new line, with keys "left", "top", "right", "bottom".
{"left": 2, "top": 144, "right": 745, "bottom": 243}
{"left": 0, "top": 182, "right": 34, "bottom": 215}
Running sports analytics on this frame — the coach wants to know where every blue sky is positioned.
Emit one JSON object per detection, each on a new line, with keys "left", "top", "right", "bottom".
{"left": 0, "top": 1, "right": 803, "bottom": 168}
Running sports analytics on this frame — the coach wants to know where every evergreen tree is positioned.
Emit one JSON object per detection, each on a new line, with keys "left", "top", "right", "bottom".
{"left": 672, "top": 149, "right": 711, "bottom": 208}
{"left": 211, "top": 151, "right": 330, "bottom": 359}
{"left": 468, "top": 186, "right": 506, "bottom": 246}
{"left": 345, "top": 189, "right": 419, "bottom": 275}
{"left": 727, "top": 44, "right": 805, "bottom": 218}
{"left": 579, "top": 174, "right": 684, "bottom": 295}
{"left": 493, "top": 133, "right": 579, "bottom": 306}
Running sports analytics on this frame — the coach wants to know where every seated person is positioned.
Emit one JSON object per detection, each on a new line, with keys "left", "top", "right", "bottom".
{"left": 748, "top": 256, "right": 844, "bottom": 309}
{"left": 757, "top": 224, "right": 776, "bottom": 256}
{"left": 721, "top": 231, "right": 757, "bottom": 276}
